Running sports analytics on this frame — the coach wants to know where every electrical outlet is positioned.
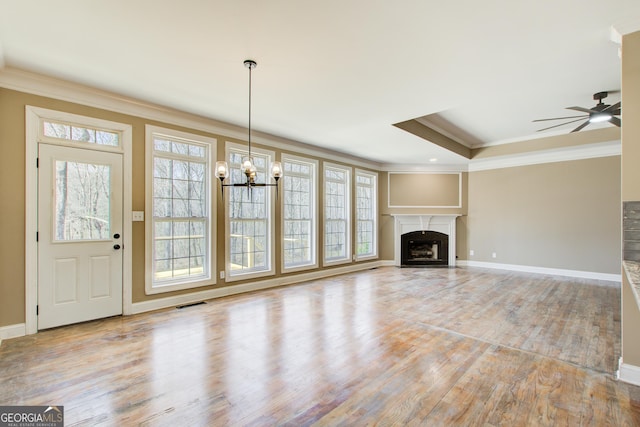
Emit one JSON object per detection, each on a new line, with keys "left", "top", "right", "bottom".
{"left": 469, "top": 249, "right": 474, "bottom": 256}
{"left": 492, "top": 252, "right": 497, "bottom": 258}
{"left": 220, "top": 271, "right": 225, "bottom": 279}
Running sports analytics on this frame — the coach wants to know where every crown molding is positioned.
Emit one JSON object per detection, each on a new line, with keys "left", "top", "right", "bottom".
{"left": 611, "top": 19, "right": 640, "bottom": 42}
{"left": 383, "top": 140, "right": 621, "bottom": 173}
{"left": 0, "top": 67, "right": 622, "bottom": 173}
{"left": 381, "top": 163, "right": 469, "bottom": 173}
{"left": 0, "top": 67, "right": 381, "bottom": 170}
{"left": 468, "top": 140, "right": 621, "bottom": 172}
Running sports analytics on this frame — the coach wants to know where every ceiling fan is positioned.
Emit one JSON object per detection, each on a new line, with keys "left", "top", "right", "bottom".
{"left": 533, "top": 91, "right": 621, "bottom": 133}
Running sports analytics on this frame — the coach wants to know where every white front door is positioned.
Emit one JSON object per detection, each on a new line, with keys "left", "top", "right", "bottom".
{"left": 38, "top": 143, "right": 123, "bottom": 329}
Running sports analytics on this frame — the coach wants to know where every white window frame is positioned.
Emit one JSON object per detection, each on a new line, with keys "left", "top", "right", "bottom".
{"left": 323, "top": 162, "right": 352, "bottom": 266}
{"left": 281, "top": 154, "right": 318, "bottom": 273}
{"left": 224, "top": 141, "right": 276, "bottom": 282}
{"left": 145, "top": 125, "right": 216, "bottom": 294}
{"left": 355, "top": 169, "right": 378, "bottom": 261}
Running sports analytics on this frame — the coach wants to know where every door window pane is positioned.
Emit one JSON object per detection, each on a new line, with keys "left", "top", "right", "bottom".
{"left": 54, "top": 160, "right": 111, "bottom": 241}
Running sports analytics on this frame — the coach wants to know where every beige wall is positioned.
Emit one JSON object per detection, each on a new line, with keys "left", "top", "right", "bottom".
{"left": 621, "top": 30, "right": 640, "bottom": 366}
{"left": 0, "top": 87, "right": 380, "bottom": 328}
{"left": 388, "top": 173, "right": 461, "bottom": 207}
{"left": 379, "top": 171, "right": 468, "bottom": 261}
{"left": 466, "top": 157, "right": 621, "bottom": 273}
{"left": 622, "top": 31, "right": 640, "bottom": 202}
{"left": 0, "top": 70, "right": 627, "bottom": 330}
{"left": 0, "top": 88, "right": 229, "bottom": 326}
{"left": 0, "top": 89, "right": 27, "bottom": 327}
{"left": 379, "top": 157, "right": 622, "bottom": 275}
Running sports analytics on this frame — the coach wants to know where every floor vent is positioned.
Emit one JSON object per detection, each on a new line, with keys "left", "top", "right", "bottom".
{"left": 177, "top": 301, "right": 207, "bottom": 309}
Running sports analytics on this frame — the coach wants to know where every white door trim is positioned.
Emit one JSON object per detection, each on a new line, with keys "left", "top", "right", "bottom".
{"left": 25, "top": 106, "right": 133, "bottom": 334}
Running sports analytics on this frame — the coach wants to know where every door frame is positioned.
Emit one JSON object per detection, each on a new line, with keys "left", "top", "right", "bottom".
{"left": 25, "top": 106, "right": 133, "bottom": 334}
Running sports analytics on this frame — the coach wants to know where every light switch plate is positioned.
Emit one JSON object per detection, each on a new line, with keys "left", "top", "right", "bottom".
{"left": 132, "top": 211, "right": 144, "bottom": 222}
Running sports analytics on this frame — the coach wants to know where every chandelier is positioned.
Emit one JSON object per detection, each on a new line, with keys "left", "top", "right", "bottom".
{"left": 215, "top": 59, "right": 282, "bottom": 197}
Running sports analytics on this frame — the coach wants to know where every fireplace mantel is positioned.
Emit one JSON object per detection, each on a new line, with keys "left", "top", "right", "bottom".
{"left": 391, "top": 214, "right": 461, "bottom": 267}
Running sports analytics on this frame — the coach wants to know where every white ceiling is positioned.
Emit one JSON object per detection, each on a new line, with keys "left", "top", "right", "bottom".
{"left": 1, "top": 0, "right": 638, "bottom": 166}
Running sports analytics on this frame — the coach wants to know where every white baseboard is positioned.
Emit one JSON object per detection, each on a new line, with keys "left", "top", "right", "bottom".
{"left": 457, "top": 260, "right": 621, "bottom": 282}
{"left": 131, "top": 261, "right": 385, "bottom": 315}
{"left": 0, "top": 323, "right": 26, "bottom": 342}
{"left": 5, "top": 259, "right": 618, "bottom": 340}
{"left": 619, "top": 362, "right": 640, "bottom": 386}
{"left": 1, "top": 262, "right": 386, "bottom": 339}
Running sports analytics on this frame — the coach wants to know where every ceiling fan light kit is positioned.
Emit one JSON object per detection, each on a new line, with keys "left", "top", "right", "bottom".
{"left": 589, "top": 111, "right": 613, "bottom": 123}
{"left": 533, "top": 91, "right": 621, "bottom": 133}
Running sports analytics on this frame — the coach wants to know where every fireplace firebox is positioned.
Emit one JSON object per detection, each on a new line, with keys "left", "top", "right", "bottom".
{"left": 401, "top": 230, "right": 449, "bottom": 267}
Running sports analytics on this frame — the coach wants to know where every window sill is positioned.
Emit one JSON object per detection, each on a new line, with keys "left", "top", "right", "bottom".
{"left": 225, "top": 269, "right": 276, "bottom": 283}
{"left": 145, "top": 277, "right": 214, "bottom": 295}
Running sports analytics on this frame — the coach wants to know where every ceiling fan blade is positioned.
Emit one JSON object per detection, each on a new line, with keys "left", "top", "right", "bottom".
{"left": 603, "top": 102, "right": 621, "bottom": 113}
{"left": 566, "top": 106, "right": 596, "bottom": 114}
{"left": 536, "top": 117, "right": 587, "bottom": 132}
{"left": 532, "top": 115, "right": 587, "bottom": 122}
{"left": 571, "top": 120, "right": 591, "bottom": 133}
{"left": 609, "top": 116, "right": 621, "bottom": 127}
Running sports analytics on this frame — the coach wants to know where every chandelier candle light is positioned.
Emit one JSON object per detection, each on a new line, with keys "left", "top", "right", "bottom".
{"left": 215, "top": 59, "right": 283, "bottom": 197}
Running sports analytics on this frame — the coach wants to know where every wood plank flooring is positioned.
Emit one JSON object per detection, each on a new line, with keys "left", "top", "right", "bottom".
{"left": 1, "top": 266, "right": 639, "bottom": 426}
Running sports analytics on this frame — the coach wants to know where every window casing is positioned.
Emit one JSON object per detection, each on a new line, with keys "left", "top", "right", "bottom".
{"left": 226, "top": 144, "right": 275, "bottom": 280}
{"left": 355, "top": 169, "right": 378, "bottom": 260}
{"left": 323, "top": 163, "right": 351, "bottom": 265}
{"left": 282, "top": 155, "right": 317, "bottom": 271}
{"left": 145, "top": 126, "right": 215, "bottom": 294}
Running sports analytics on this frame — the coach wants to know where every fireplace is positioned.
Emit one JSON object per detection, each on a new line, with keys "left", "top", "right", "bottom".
{"left": 391, "top": 215, "right": 459, "bottom": 267}
{"left": 401, "top": 230, "right": 449, "bottom": 266}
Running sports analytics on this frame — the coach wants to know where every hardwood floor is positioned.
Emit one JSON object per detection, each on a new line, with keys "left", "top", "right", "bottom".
{"left": 1, "top": 266, "right": 639, "bottom": 426}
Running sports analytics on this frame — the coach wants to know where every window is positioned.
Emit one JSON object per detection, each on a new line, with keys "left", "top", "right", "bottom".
{"left": 324, "top": 163, "right": 351, "bottom": 264}
{"left": 282, "top": 155, "right": 317, "bottom": 271}
{"left": 43, "top": 119, "right": 120, "bottom": 147}
{"left": 146, "top": 126, "right": 215, "bottom": 293}
{"left": 356, "top": 169, "right": 378, "bottom": 259}
{"left": 227, "top": 145, "right": 275, "bottom": 279}
{"left": 54, "top": 160, "right": 111, "bottom": 241}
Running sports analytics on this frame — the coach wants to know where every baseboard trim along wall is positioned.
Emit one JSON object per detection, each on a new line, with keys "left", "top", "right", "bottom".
{"left": 457, "top": 260, "right": 621, "bottom": 282}
{"left": 131, "top": 260, "right": 386, "bottom": 315}
{"left": 0, "top": 323, "right": 26, "bottom": 343}
{"left": 2, "top": 262, "right": 384, "bottom": 341}
{"left": 2, "top": 259, "right": 620, "bottom": 341}
{"left": 619, "top": 361, "right": 640, "bottom": 387}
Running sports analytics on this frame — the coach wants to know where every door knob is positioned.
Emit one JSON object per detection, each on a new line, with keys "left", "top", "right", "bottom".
{"left": 113, "top": 244, "right": 121, "bottom": 250}
{"left": 113, "top": 233, "right": 120, "bottom": 239}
